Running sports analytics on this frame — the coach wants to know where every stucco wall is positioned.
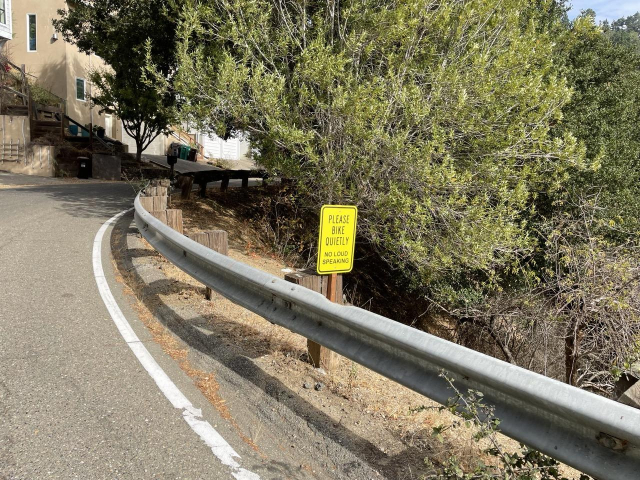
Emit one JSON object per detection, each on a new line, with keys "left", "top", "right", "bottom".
{"left": 64, "top": 43, "right": 106, "bottom": 130}
{"left": 8, "top": 0, "right": 106, "bottom": 130}
{"left": 0, "top": 114, "right": 55, "bottom": 176}
{"left": 121, "top": 122, "right": 169, "bottom": 157}
{"left": 9, "top": 0, "right": 68, "bottom": 101}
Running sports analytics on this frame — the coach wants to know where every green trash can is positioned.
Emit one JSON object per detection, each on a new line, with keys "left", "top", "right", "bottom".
{"left": 179, "top": 145, "right": 190, "bottom": 160}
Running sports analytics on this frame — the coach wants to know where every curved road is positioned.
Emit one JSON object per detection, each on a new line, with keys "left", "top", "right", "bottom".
{"left": 0, "top": 173, "right": 258, "bottom": 479}
{"left": 0, "top": 172, "right": 391, "bottom": 480}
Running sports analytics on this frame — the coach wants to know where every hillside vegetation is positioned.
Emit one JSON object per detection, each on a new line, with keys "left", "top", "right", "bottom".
{"left": 59, "top": 0, "right": 640, "bottom": 397}
{"left": 168, "top": 0, "right": 640, "bottom": 397}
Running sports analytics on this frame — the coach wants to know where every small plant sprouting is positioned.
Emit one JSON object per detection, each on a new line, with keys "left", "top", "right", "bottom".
{"left": 422, "top": 371, "right": 592, "bottom": 480}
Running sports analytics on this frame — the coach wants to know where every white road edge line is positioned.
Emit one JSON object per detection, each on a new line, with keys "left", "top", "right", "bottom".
{"left": 93, "top": 209, "right": 260, "bottom": 480}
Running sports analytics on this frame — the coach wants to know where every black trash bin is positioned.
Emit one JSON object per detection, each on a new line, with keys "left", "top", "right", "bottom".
{"left": 78, "top": 156, "right": 92, "bottom": 179}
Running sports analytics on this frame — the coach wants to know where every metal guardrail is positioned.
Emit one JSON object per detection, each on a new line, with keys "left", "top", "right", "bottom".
{"left": 134, "top": 193, "right": 640, "bottom": 480}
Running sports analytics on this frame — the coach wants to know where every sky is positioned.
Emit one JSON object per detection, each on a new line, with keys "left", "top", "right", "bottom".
{"left": 567, "top": 1, "right": 640, "bottom": 22}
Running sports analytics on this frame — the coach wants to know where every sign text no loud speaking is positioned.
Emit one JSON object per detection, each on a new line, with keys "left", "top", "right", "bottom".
{"left": 317, "top": 205, "right": 358, "bottom": 275}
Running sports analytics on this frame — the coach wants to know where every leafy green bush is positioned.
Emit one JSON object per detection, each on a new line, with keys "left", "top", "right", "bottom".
{"left": 172, "top": 0, "right": 640, "bottom": 394}
{"left": 29, "top": 82, "right": 63, "bottom": 108}
{"left": 175, "top": 0, "right": 583, "bottom": 304}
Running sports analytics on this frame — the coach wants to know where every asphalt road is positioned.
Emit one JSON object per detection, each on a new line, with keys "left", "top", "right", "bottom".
{"left": 0, "top": 172, "right": 386, "bottom": 480}
{"left": 0, "top": 173, "right": 258, "bottom": 479}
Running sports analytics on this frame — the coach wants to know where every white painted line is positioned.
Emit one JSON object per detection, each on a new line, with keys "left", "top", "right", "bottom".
{"left": 93, "top": 209, "right": 260, "bottom": 480}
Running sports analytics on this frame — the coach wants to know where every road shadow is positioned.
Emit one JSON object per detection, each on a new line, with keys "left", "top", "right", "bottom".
{"left": 1, "top": 181, "right": 135, "bottom": 219}
{"left": 112, "top": 214, "right": 439, "bottom": 480}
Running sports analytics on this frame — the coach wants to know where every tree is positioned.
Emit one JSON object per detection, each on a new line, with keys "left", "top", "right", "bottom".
{"left": 612, "top": 12, "right": 640, "bottom": 33}
{"left": 462, "top": 10, "right": 640, "bottom": 392}
{"left": 172, "top": 0, "right": 640, "bottom": 396}
{"left": 607, "top": 12, "right": 640, "bottom": 52}
{"left": 554, "top": 13, "right": 640, "bottom": 237}
{"left": 54, "top": 1, "right": 179, "bottom": 161}
{"left": 174, "top": 0, "right": 582, "bottom": 303}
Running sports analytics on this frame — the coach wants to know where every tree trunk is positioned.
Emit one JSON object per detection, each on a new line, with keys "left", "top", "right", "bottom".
{"left": 487, "top": 316, "right": 515, "bottom": 364}
{"left": 565, "top": 319, "right": 584, "bottom": 386}
{"left": 136, "top": 140, "right": 143, "bottom": 163}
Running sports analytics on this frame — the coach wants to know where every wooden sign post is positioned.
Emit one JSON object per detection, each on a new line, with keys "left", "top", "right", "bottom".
{"left": 284, "top": 269, "right": 343, "bottom": 371}
{"left": 311, "top": 204, "right": 358, "bottom": 371}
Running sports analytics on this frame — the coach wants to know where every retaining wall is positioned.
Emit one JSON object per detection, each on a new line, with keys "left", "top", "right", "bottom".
{"left": 0, "top": 115, "right": 56, "bottom": 176}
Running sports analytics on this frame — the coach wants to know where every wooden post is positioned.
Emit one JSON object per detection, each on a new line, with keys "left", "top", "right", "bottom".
{"left": 189, "top": 230, "right": 228, "bottom": 300}
{"left": 20, "top": 65, "right": 26, "bottom": 105}
{"left": 221, "top": 177, "right": 229, "bottom": 191}
{"left": 150, "top": 211, "right": 168, "bottom": 224}
{"left": 241, "top": 175, "right": 249, "bottom": 188}
{"left": 285, "top": 269, "right": 342, "bottom": 371}
{"left": 180, "top": 176, "right": 194, "bottom": 199}
{"left": 139, "top": 195, "right": 166, "bottom": 212}
{"left": 166, "top": 209, "right": 183, "bottom": 234}
{"left": 326, "top": 273, "right": 337, "bottom": 302}
{"left": 149, "top": 209, "right": 183, "bottom": 234}
{"left": 139, "top": 196, "right": 154, "bottom": 212}
{"left": 198, "top": 181, "right": 208, "bottom": 198}
{"left": 153, "top": 195, "right": 167, "bottom": 211}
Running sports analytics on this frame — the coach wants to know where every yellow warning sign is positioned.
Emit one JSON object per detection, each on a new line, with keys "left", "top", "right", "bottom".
{"left": 317, "top": 205, "right": 358, "bottom": 274}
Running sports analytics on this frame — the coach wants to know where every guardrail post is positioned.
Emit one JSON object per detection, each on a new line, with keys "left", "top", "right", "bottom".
{"left": 285, "top": 269, "right": 342, "bottom": 371}
{"left": 179, "top": 176, "right": 194, "bottom": 199}
{"left": 189, "top": 230, "right": 228, "bottom": 300}
{"left": 150, "top": 211, "right": 168, "bottom": 224}
{"left": 142, "top": 180, "right": 173, "bottom": 226}
{"left": 146, "top": 186, "right": 168, "bottom": 198}
{"left": 139, "top": 196, "right": 167, "bottom": 212}
{"left": 166, "top": 209, "right": 183, "bottom": 234}
{"left": 149, "top": 209, "right": 183, "bottom": 234}
{"left": 198, "top": 181, "right": 208, "bottom": 198}
{"left": 221, "top": 176, "right": 230, "bottom": 191}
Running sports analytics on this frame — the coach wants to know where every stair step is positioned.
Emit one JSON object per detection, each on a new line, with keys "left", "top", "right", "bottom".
{"left": 34, "top": 120, "right": 61, "bottom": 127}
{"left": 3, "top": 105, "right": 28, "bottom": 116}
{"left": 33, "top": 131, "right": 60, "bottom": 137}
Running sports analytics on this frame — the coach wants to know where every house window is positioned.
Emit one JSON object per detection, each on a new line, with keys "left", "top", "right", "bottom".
{"left": 76, "top": 78, "right": 86, "bottom": 101}
{"left": 27, "top": 14, "right": 36, "bottom": 51}
{"left": 0, "top": 1, "right": 6, "bottom": 25}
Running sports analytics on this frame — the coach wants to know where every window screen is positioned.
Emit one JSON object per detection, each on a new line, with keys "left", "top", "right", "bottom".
{"left": 28, "top": 14, "right": 36, "bottom": 51}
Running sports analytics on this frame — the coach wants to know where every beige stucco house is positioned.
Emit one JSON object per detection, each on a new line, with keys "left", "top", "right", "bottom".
{"left": 0, "top": 0, "right": 251, "bottom": 172}
{"left": 3, "top": 0, "right": 121, "bottom": 136}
